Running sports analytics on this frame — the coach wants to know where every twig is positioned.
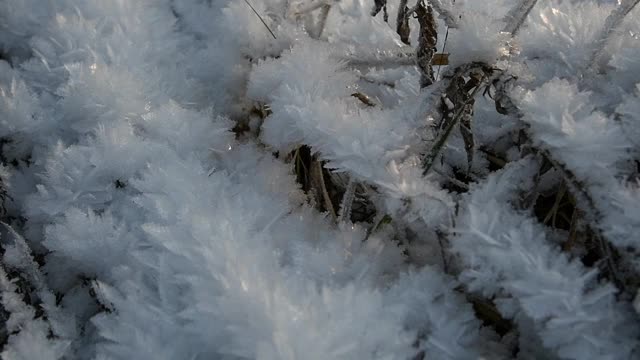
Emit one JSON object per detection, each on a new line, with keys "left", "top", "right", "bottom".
{"left": 435, "top": 27, "right": 450, "bottom": 81}
{"left": 433, "top": 168, "right": 469, "bottom": 190}
{"left": 415, "top": 2, "right": 438, "bottom": 88}
{"left": 436, "top": 230, "right": 450, "bottom": 274}
{"left": 542, "top": 182, "right": 567, "bottom": 225}
{"left": 434, "top": 0, "right": 455, "bottom": 81}
{"left": 243, "top": 0, "right": 277, "bottom": 40}
{"left": 351, "top": 92, "right": 377, "bottom": 107}
{"left": 422, "top": 72, "right": 488, "bottom": 175}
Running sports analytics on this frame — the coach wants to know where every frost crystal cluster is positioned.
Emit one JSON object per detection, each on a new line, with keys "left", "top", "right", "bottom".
{"left": 0, "top": 0, "right": 639, "bottom": 359}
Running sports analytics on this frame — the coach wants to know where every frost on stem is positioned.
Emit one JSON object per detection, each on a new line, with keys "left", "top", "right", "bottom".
{"left": 243, "top": 0, "right": 277, "bottom": 39}
{"left": 489, "top": 77, "right": 635, "bottom": 293}
{"left": 314, "top": 4, "right": 332, "bottom": 39}
{"left": 337, "top": 177, "right": 356, "bottom": 224}
{"left": 588, "top": 0, "right": 640, "bottom": 73}
{"left": 340, "top": 47, "right": 415, "bottom": 66}
{"left": 0, "top": 264, "right": 70, "bottom": 360}
{"left": 429, "top": 0, "right": 459, "bottom": 28}
{"left": 422, "top": 65, "right": 491, "bottom": 175}
{"left": 502, "top": 0, "right": 539, "bottom": 36}
{"left": 0, "top": 223, "right": 75, "bottom": 358}
{"left": 415, "top": 2, "right": 438, "bottom": 88}
{"left": 453, "top": 160, "right": 640, "bottom": 360}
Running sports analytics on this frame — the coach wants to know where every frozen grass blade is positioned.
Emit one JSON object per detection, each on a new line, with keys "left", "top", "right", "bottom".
{"left": 338, "top": 177, "right": 356, "bottom": 224}
{"left": 314, "top": 4, "right": 331, "bottom": 39}
{"left": 341, "top": 47, "right": 416, "bottom": 66}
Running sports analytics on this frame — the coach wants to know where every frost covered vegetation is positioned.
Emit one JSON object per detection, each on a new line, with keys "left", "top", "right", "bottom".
{"left": 0, "top": 0, "right": 640, "bottom": 358}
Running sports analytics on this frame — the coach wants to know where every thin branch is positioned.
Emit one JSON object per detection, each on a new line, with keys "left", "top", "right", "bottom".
{"left": 243, "top": 0, "right": 277, "bottom": 40}
{"left": 351, "top": 92, "right": 377, "bottom": 107}
{"left": 434, "top": 0, "right": 455, "bottom": 83}
{"left": 433, "top": 168, "right": 469, "bottom": 190}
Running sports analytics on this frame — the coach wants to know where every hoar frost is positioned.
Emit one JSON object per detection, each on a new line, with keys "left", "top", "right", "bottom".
{"left": 0, "top": 0, "right": 639, "bottom": 359}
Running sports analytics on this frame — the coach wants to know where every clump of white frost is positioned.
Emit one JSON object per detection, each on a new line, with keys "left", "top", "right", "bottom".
{"left": 444, "top": 1, "right": 511, "bottom": 66}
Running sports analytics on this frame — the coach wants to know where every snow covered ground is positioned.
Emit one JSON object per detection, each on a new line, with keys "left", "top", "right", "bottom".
{"left": 0, "top": 0, "right": 639, "bottom": 359}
